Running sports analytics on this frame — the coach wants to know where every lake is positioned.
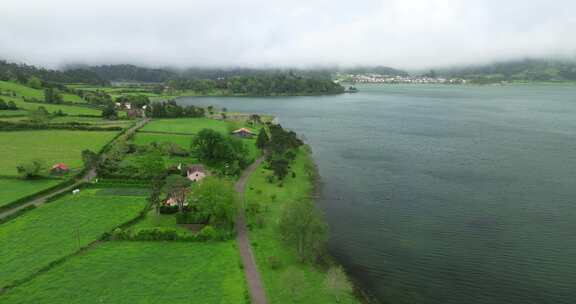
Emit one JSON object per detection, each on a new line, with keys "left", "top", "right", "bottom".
{"left": 178, "top": 84, "right": 576, "bottom": 304}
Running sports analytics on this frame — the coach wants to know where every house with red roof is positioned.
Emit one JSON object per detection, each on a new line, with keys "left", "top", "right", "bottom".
{"left": 51, "top": 163, "right": 70, "bottom": 175}
{"left": 232, "top": 128, "right": 255, "bottom": 138}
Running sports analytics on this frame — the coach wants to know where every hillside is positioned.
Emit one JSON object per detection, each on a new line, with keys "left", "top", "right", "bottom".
{"left": 440, "top": 58, "right": 576, "bottom": 83}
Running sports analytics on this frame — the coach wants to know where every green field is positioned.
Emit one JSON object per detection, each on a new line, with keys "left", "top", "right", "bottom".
{"left": 0, "top": 130, "right": 118, "bottom": 176}
{"left": 0, "top": 188, "right": 148, "bottom": 288}
{"left": 1, "top": 241, "right": 246, "bottom": 304}
{"left": 140, "top": 118, "right": 229, "bottom": 134}
{"left": 2, "top": 96, "right": 101, "bottom": 116}
{"left": 0, "top": 81, "right": 84, "bottom": 103}
{"left": 0, "top": 178, "right": 63, "bottom": 208}
{"left": 0, "top": 110, "right": 27, "bottom": 117}
{"left": 245, "top": 149, "right": 358, "bottom": 303}
{"left": 133, "top": 132, "right": 193, "bottom": 148}
{"left": 129, "top": 210, "right": 193, "bottom": 235}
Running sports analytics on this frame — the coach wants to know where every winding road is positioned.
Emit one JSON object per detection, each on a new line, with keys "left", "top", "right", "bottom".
{"left": 235, "top": 155, "right": 268, "bottom": 304}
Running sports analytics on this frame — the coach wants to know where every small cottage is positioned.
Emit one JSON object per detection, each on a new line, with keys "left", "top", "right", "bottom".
{"left": 232, "top": 128, "right": 255, "bottom": 137}
{"left": 187, "top": 165, "right": 206, "bottom": 182}
{"left": 51, "top": 163, "right": 69, "bottom": 175}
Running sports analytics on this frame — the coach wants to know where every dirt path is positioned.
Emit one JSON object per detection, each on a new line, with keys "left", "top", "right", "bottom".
{"left": 0, "top": 119, "right": 149, "bottom": 221}
{"left": 235, "top": 155, "right": 268, "bottom": 304}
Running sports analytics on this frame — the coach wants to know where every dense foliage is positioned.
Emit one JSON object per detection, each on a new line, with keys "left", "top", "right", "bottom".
{"left": 0, "top": 60, "right": 106, "bottom": 85}
{"left": 146, "top": 100, "right": 205, "bottom": 118}
{"left": 192, "top": 129, "right": 250, "bottom": 175}
{"left": 167, "top": 74, "right": 344, "bottom": 95}
{"left": 442, "top": 58, "right": 576, "bottom": 83}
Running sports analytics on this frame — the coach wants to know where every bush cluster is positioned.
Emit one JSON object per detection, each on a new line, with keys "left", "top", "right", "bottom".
{"left": 108, "top": 225, "right": 233, "bottom": 242}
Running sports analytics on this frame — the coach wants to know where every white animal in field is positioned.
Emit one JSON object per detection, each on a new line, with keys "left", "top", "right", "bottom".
{"left": 72, "top": 189, "right": 80, "bottom": 195}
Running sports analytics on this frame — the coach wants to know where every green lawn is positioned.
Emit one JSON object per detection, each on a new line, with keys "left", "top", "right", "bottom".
{"left": 0, "top": 130, "right": 118, "bottom": 176}
{"left": 0, "top": 81, "right": 84, "bottom": 103}
{"left": 0, "top": 188, "right": 148, "bottom": 288}
{"left": 245, "top": 148, "right": 358, "bottom": 303}
{"left": 141, "top": 118, "right": 229, "bottom": 134}
{"left": 0, "top": 178, "right": 63, "bottom": 208}
{"left": 0, "top": 241, "right": 247, "bottom": 304}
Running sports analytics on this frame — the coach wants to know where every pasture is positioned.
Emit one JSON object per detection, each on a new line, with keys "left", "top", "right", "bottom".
{"left": 0, "top": 242, "right": 246, "bottom": 304}
{"left": 132, "top": 132, "right": 193, "bottom": 148}
{"left": 0, "top": 81, "right": 84, "bottom": 103}
{"left": 0, "top": 178, "right": 62, "bottom": 208}
{"left": 2, "top": 96, "right": 101, "bottom": 116}
{"left": 0, "top": 130, "right": 118, "bottom": 176}
{"left": 0, "top": 188, "right": 148, "bottom": 288}
{"left": 140, "top": 117, "right": 229, "bottom": 134}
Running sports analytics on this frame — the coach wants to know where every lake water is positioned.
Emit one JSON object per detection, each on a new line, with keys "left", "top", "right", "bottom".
{"left": 178, "top": 84, "right": 576, "bottom": 304}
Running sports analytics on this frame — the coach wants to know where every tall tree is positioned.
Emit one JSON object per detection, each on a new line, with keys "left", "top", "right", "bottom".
{"left": 278, "top": 200, "right": 327, "bottom": 263}
{"left": 324, "top": 266, "right": 353, "bottom": 303}
{"left": 256, "top": 128, "right": 269, "bottom": 150}
{"left": 191, "top": 176, "right": 237, "bottom": 229}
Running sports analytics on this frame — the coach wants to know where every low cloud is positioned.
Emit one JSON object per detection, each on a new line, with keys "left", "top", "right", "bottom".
{"left": 1, "top": 0, "right": 575, "bottom": 69}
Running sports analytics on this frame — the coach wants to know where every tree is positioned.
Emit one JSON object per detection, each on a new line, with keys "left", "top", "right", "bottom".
{"left": 102, "top": 104, "right": 118, "bottom": 120}
{"left": 27, "top": 76, "right": 42, "bottom": 89}
{"left": 324, "top": 266, "right": 353, "bottom": 303}
{"left": 29, "top": 106, "right": 49, "bottom": 123}
{"left": 162, "top": 174, "right": 191, "bottom": 212}
{"left": 44, "top": 88, "right": 62, "bottom": 104}
{"left": 269, "top": 157, "right": 290, "bottom": 180}
{"left": 0, "top": 99, "right": 7, "bottom": 110}
{"left": 256, "top": 128, "right": 269, "bottom": 150}
{"left": 278, "top": 200, "right": 327, "bottom": 263}
{"left": 81, "top": 149, "right": 99, "bottom": 169}
{"left": 191, "top": 176, "right": 237, "bottom": 229}
{"left": 17, "top": 159, "right": 47, "bottom": 179}
{"left": 136, "top": 151, "right": 166, "bottom": 179}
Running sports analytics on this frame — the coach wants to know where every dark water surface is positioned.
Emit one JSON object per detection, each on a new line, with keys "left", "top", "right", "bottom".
{"left": 178, "top": 85, "right": 576, "bottom": 304}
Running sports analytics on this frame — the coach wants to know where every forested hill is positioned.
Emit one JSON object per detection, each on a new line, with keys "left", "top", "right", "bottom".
{"left": 167, "top": 74, "right": 344, "bottom": 96}
{"left": 441, "top": 58, "right": 576, "bottom": 83}
{"left": 0, "top": 60, "right": 106, "bottom": 85}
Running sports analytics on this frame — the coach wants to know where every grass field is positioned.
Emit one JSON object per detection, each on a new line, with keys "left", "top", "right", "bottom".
{"left": 132, "top": 132, "right": 194, "bottom": 148}
{"left": 0, "top": 81, "right": 84, "bottom": 103}
{"left": 2, "top": 96, "right": 101, "bottom": 116}
{"left": 0, "top": 110, "right": 28, "bottom": 117}
{"left": 140, "top": 118, "right": 229, "bottom": 134}
{"left": 0, "top": 178, "right": 63, "bottom": 208}
{"left": 0, "top": 188, "right": 148, "bottom": 288}
{"left": 129, "top": 210, "right": 193, "bottom": 235}
{"left": 0, "top": 241, "right": 247, "bottom": 303}
{"left": 245, "top": 148, "right": 358, "bottom": 303}
{"left": 0, "top": 130, "right": 118, "bottom": 176}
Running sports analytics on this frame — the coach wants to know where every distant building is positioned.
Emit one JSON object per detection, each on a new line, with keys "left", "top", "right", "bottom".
{"left": 232, "top": 128, "right": 255, "bottom": 137}
{"left": 51, "top": 163, "right": 69, "bottom": 175}
{"left": 187, "top": 165, "right": 206, "bottom": 182}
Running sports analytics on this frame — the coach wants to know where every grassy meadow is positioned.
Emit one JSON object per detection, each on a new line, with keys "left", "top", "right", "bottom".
{"left": 1, "top": 96, "right": 101, "bottom": 116}
{"left": 0, "top": 130, "right": 118, "bottom": 176}
{"left": 245, "top": 148, "right": 358, "bottom": 303}
{"left": 1, "top": 241, "right": 247, "bottom": 304}
{"left": 0, "top": 81, "right": 84, "bottom": 103}
{"left": 0, "top": 178, "right": 62, "bottom": 208}
{"left": 0, "top": 188, "right": 148, "bottom": 288}
{"left": 132, "top": 132, "right": 193, "bottom": 148}
{"left": 140, "top": 117, "right": 230, "bottom": 134}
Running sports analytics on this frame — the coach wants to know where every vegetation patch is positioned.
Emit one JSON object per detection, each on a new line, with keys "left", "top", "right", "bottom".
{"left": 140, "top": 117, "right": 229, "bottom": 134}
{"left": 0, "top": 188, "right": 148, "bottom": 288}
{"left": 0, "top": 242, "right": 247, "bottom": 304}
{"left": 0, "top": 178, "right": 62, "bottom": 208}
{"left": 0, "top": 130, "right": 118, "bottom": 176}
{"left": 245, "top": 149, "right": 358, "bottom": 303}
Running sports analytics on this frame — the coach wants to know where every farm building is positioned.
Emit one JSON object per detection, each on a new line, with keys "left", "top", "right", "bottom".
{"left": 232, "top": 128, "right": 255, "bottom": 137}
{"left": 51, "top": 163, "right": 70, "bottom": 174}
{"left": 187, "top": 165, "right": 206, "bottom": 182}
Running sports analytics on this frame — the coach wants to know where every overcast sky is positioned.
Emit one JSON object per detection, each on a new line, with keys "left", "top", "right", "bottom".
{"left": 1, "top": 0, "right": 575, "bottom": 70}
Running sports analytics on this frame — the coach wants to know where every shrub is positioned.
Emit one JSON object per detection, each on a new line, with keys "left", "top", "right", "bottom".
{"left": 134, "top": 228, "right": 178, "bottom": 241}
{"left": 197, "top": 225, "right": 217, "bottom": 241}
{"left": 159, "top": 205, "right": 179, "bottom": 214}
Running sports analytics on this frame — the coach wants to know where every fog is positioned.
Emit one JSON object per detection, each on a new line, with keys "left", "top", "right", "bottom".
{"left": 1, "top": 0, "right": 575, "bottom": 69}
